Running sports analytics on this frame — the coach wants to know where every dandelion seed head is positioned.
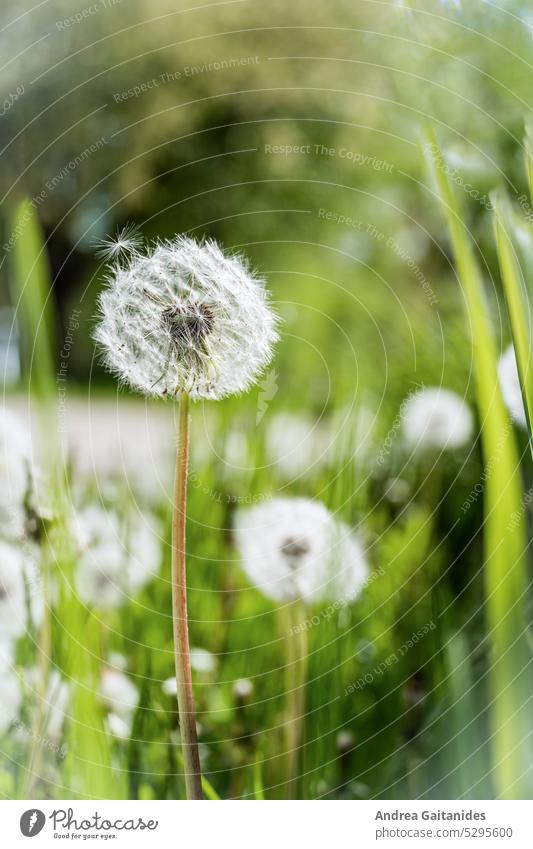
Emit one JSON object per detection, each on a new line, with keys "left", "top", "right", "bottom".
{"left": 106, "top": 712, "right": 133, "bottom": 740}
{"left": 94, "top": 235, "right": 279, "bottom": 400}
{"left": 233, "top": 677, "right": 254, "bottom": 700}
{"left": 402, "top": 387, "right": 473, "bottom": 451}
{"left": 498, "top": 344, "right": 527, "bottom": 429}
{"left": 74, "top": 505, "right": 160, "bottom": 609}
{"left": 234, "top": 498, "right": 368, "bottom": 604}
{"left": 100, "top": 668, "right": 139, "bottom": 716}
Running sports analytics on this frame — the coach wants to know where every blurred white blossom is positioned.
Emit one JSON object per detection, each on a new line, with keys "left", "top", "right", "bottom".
{"left": 234, "top": 498, "right": 368, "bottom": 604}
{"left": 402, "top": 387, "right": 473, "bottom": 451}
{"left": 100, "top": 667, "right": 139, "bottom": 740}
{"left": 74, "top": 505, "right": 160, "bottom": 609}
{"left": 498, "top": 344, "right": 527, "bottom": 429}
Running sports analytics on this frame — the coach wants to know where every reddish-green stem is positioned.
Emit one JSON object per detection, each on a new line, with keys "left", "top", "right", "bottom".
{"left": 172, "top": 392, "right": 203, "bottom": 799}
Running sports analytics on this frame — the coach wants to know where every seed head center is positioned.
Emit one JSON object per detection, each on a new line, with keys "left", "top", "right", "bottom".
{"left": 161, "top": 301, "right": 215, "bottom": 350}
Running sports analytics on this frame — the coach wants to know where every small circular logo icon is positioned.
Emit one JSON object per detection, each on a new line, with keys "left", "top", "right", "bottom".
{"left": 20, "top": 810, "right": 46, "bottom": 837}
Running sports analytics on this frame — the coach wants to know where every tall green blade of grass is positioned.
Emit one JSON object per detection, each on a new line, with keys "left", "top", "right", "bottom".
{"left": 492, "top": 190, "right": 533, "bottom": 444}
{"left": 524, "top": 120, "right": 533, "bottom": 206}
{"left": 8, "top": 201, "right": 113, "bottom": 798}
{"left": 9, "top": 198, "right": 57, "bottom": 405}
{"left": 422, "top": 129, "right": 532, "bottom": 799}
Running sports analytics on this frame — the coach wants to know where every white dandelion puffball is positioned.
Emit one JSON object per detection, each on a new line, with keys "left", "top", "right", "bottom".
{"left": 94, "top": 235, "right": 279, "bottom": 400}
{"left": 74, "top": 505, "right": 160, "bottom": 609}
{"left": 234, "top": 498, "right": 368, "bottom": 604}
{"left": 106, "top": 712, "right": 133, "bottom": 740}
{"left": 266, "top": 412, "right": 326, "bottom": 477}
{"left": 100, "top": 668, "right": 139, "bottom": 717}
{"left": 498, "top": 344, "right": 527, "bottom": 429}
{"left": 190, "top": 647, "right": 217, "bottom": 675}
{"left": 0, "top": 540, "right": 27, "bottom": 642}
{"left": 402, "top": 387, "right": 473, "bottom": 451}
{"left": 233, "top": 678, "right": 254, "bottom": 700}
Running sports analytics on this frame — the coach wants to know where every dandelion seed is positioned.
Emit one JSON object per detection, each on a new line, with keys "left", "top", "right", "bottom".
{"left": 402, "top": 387, "right": 473, "bottom": 451}
{"left": 498, "top": 344, "right": 527, "bottom": 429}
{"left": 234, "top": 498, "right": 368, "bottom": 604}
{"left": 96, "top": 223, "right": 144, "bottom": 262}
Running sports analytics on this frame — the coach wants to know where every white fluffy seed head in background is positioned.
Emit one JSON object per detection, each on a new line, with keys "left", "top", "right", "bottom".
{"left": 498, "top": 344, "right": 527, "bottom": 429}
{"left": 234, "top": 497, "right": 368, "bottom": 604}
{"left": 100, "top": 667, "right": 139, "bottom": 716}
{"left": 94, "top": 235, "right": 279, "bottom": 400}
{"left": 402, "top": 387, "right": 473, "bottom": 451}
{"left": 73, "top": 505, "right": 161, "bottom": 610}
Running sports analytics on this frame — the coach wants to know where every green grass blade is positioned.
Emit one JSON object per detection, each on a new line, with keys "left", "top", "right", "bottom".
{"left": 524, "top": 120, "right": 533, "bottom": 206}
{"left": 422, "top": 128, "right": 532, "bottom": 799}
{"left": 492, "top": 190, "right": 533, "bottom": 445}
{"left": 201, "top": 775, "right": 221, "bottom": 800}
{"left": 8, "top": 198, "right": 57, "bottom": 403}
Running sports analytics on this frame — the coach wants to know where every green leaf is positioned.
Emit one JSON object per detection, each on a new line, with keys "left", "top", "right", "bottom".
{"left": 492, "top": 189, "right": 533, "bottom": 447}
{"left": 422, "top": 128, "right": 533, "bottom": 799}
{"left": 8, "top": 198, "right": 57, "bottom": 402}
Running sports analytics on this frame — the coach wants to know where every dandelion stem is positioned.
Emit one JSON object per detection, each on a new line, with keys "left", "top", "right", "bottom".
{"left": 171, "top": 392, "right": 203, "bottom": 800}
{"left": 285, "top": 600, "right": 307, "bottom": 799}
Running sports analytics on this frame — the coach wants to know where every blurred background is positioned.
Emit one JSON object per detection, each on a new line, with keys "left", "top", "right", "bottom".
{"left": 2, "top": 0, "right": 533, "bottom": 801}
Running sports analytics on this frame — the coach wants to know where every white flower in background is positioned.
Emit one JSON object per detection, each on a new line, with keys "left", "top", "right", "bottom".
{"left": 498, "top": 344, "right": 527, "bottom": 429}
{"left": 233, "top": 678, "right": 254, "bottom": 700}
{"left": 108, "top": 652, "right": 128, "bottom": 671}
{"left": 326, "top": 404, "right": 375, "bottom": 468}
{"left": 74, "top": 505, "right": 160, "bottom": 609}
{"left": 266, "top": 412, "right": 326, "bottom": 477}
{"left": 100, "top": 667, "right": 139, "bottom": 739}
{"left": 162, "top": 647, "right": 217, "bottom": 696}
{"left": 162, "top": 676, "right": 177, "bottom": 696}
{"left": 402, "top": 387, "right": 473, "bottom": 451}
{"left": 106, "top": 712, "right": 133, "bottom": 740}
{"left": 94, "top": 235, "right": 279, "bottom": 400}
{"left": 190, "top": 647, "right": 217, "bottom": 675}
{"left": 234, "top": 498, "right": 368, "bottom": 604}
{"left": 336, "top": 729, "right": 355, "bottom": 754}
{"left": 0, "top": 408, "right": 33, "bottom": 538}
{"left": 0, "top": 668, "right": 22, "bottom": 732}
{"left": 0, "top": 540, "right": 27, "bottom": 642}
